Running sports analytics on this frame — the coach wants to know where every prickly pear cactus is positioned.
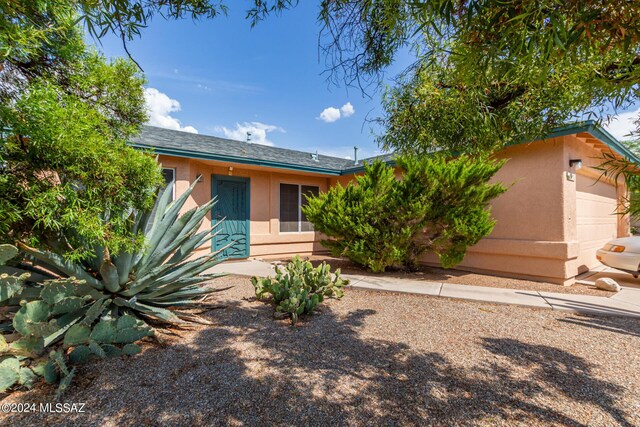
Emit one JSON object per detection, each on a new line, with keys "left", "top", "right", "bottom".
{"left": 0, "top": 244, "right": 28, "bottom": 304}
{"left": 0, "top": 273, "right": 27, "bottom": 304}
{"left": 1, "top": 178, "right": 226, "bottom": 398}
{"left": 0, "top": 244, "right": 18, "bottom": 265}
{"left": 252, "top": 256, "right": 348, "bottom": 324}
{"left": 0, "top": 355, "right": 21, "bottom": 392}
{"left": 64, "top": 315, "right": 151, "bottom": 364}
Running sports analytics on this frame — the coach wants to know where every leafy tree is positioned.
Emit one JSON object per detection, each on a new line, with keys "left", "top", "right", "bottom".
{"left": 302, "top": 156, "right": 506, "bottom": 272}
{"left": 0, "top": 0, "right": 303, "bottom": 258}
{"left": 0, "top": 2, "right": 162, "bottom": 259}
{"left": 309, "top": 1, "right": 640, "bottom": 153}
{"left": 310, "top": 1, "right": 640, "bottom": 218}
{"left": 317, "top": 1, "right": 640, "bottom": 90}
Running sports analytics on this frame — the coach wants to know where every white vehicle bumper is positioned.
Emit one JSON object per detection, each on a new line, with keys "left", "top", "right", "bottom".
{"left": 596, "top": 249, "right": 640, "bottom": 272}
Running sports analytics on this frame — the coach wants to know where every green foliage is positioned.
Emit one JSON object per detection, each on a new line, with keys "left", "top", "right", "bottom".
{"left": 595, "top": 142, "right": 640, "bottom": 221}
{"left": 303, "top": 156, "right": 506, "bottom": 272}
{"left": 0, "top": 272, "right": 85, "bottom": 395}
{"left": 0, "top": 182, "right": 226, "bottom": 395}
{"left": 314, "top": 0, "right": 640, "bottom": 224}
{"left": 0, "top": 1, "right": 163, "bottom": 261}
{"left": 10, "top": 180, "right": 225, "bottom": 327}
{"left": 379, "top": 61, "right": 602, "bottom": 155}
{"left": 0, "top": 355, "right": 21, "bottom": 391}
{"left": 251, "top": 257, "right": 347, "bottom": 324}
{"left": 318, "top": 1, "right": 640, "bottom": 89}
{"left": 316, "top": 1, "right": 640, "bottom": 207}
{"left": 76, "top": 0, "right": 300, "bottom": 43}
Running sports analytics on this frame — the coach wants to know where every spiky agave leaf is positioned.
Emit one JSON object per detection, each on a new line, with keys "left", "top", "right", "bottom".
{"left": 3, "top": 179, "right": 227, "bottom": 396}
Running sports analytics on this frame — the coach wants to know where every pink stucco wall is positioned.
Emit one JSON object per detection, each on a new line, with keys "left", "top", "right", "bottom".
{"left": 421, "top": 134, "right": 628, "bottom": 284}
{"left": 158, "top": 156, "right": 330, "bottom": 258}
{"left": 160, "top": 132, "right": 629, "bottom": 285}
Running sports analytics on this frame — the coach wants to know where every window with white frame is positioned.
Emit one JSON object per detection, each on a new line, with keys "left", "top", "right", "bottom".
{"left": 162, "top": 168, "right": 176, "bottom": 200}
{"left": 279, "top": 183, "right": 319, "bottom": 232}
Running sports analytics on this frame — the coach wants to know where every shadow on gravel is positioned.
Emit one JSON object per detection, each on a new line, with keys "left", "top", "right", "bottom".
{"left": 482, "top": 337, "right": 633, "bottom": 427}
{"left": 558, "top": 314, "right": 640, "bottom": 338}
{"left": 4, "top": 300, "right": 636, "bottom": 426}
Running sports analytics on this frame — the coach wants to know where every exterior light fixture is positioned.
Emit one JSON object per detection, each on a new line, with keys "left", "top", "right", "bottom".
{"left": 569, "top": 159, "right": 583, "bottom": 170}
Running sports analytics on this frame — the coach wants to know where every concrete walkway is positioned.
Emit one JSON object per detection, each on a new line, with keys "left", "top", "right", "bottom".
{"left": 344, "top": 274, "right": 640, "bottom": 318}
{"left": 208, "top": 260, "right": 640, "bottom": 318}
{"left": 207, "top": 259, "right": 277, "bottom": 277}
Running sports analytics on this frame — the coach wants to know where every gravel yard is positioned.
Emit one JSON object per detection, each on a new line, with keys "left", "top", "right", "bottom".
{"left": 2, "top": 275, "right": 639, "bottom": 426}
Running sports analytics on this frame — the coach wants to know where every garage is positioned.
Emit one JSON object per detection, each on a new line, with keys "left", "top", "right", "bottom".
{"left": 575, "top": 173, "right": 619, "bottom": 273}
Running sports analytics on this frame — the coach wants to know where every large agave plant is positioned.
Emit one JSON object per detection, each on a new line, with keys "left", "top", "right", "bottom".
{"left": 14, "top": 179, "right": 226, "bottom": 324}
{"left": 0, "top": 180, "right": 227, "bottom": 394}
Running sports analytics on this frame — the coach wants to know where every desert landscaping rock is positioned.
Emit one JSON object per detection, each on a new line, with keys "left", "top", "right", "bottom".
{"left": 2, "top": 275, "right": 639, "bottom": 426}
{"left": 595, "top": 277, "right": 622, "bottom": 292}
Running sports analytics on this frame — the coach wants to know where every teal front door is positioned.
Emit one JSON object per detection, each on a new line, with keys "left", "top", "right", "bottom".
{"left": 212, "top": 175, "right": 250, "bottom": 259}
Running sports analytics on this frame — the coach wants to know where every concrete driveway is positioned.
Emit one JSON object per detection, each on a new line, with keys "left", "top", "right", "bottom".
{"left": 576, "top": 267, "right": 640, "bottom": 308}
{"left": 577, "top": 267, "right": 640, "bottom": 290}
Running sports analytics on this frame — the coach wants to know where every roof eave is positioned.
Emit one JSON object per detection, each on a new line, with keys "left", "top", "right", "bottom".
{"left": 133, "top": 143, "right": 343, "bottom": 176}
{"left": 340, "top": 158, "right": 397, "bottom": 175}
{"left": 542, "top": 120, "right": 640, "bottom": 164}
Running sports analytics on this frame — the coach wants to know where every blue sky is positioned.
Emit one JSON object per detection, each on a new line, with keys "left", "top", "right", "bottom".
{"left": 91, "top": 3, "right": 411, "bottom": 160}
{"left": 91, "top": 3, "right": 640, "bottom": 156}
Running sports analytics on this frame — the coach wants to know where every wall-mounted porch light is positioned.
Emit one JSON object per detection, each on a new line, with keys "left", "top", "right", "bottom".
{"left": 569, "top": 159, "right": 583, "bottom": 170}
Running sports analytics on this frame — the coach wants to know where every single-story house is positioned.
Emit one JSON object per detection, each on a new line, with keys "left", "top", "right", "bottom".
{"left": 131, "top": 122, "right": 638, "bottom": 285}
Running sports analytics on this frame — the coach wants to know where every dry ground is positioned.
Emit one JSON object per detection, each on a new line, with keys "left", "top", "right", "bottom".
{"left": 298, "top": 256, "right": 612, "bottom": 297}
{"left": 2, "top": 275, "right": 640, "bottom": 426}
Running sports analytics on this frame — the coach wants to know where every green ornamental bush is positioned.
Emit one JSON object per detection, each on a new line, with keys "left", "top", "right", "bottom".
{"left": 251, "top": 257, "right": 347, "bottom": 324}
{"left": 302, "top": 155, "right": 507, "bottom": 272}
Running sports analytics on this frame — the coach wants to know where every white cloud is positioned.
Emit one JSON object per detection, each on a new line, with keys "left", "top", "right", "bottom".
{"left": 318, "top": 107, "right": 341, "bottom": 123}
{"left": 340, "top": 102, "right": 355, "bottom": 118}
{"left": 214, "top": 122, "right": 285, "bottom": 146}
{"left": 144, "top": 87, "right": 198, "bottom": 134}
{"left": 604, "top": 107, "right": 640, "bottom": 140}
{"left": 318, "top": 102, "right": 356, "bottom": 123}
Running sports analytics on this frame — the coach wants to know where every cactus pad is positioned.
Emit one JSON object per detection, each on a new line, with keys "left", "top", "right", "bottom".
{"left": 0, "top": 356, "right": 21, "bottom": 392}
{"left": 0, "top": 273, "right": 25, "bottom": 303}
{"left": 13, "top": 301, "right": 52, "bottom": 335}
{"left": 69, "top": 345, "right": 92, "bottom": 364}
{"left": 90, "top": 321, "right": 117, "bottom": 344}
{"left": 0, "top": 244, "right": 18, "bottom": 265}
{"left": 63, "top": 324, "right": 91, "bottom": 347}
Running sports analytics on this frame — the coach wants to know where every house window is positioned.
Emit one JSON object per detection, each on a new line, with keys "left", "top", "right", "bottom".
{"left": 279, "top": 184, "right": 319, "bottom": 232}
{"left": 162, "top": 168, "right": 176, "bottom": 200}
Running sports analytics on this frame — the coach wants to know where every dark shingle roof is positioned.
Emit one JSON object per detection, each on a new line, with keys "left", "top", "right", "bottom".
{"left": 131, "top": 126, "right": 394, "bottom": 175}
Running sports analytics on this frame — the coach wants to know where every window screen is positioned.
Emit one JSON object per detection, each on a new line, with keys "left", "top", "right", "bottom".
{"left": 162, "top": 168, "right": 176, "bottom": 200}
{"left": 301, "top": 185, "right": 319, "bottom": 232}
{"left": 279, "top": 184, "right": 320, "bottom": 232}
{"left": 279, "top": 184, "right": 299, "bottom": 232}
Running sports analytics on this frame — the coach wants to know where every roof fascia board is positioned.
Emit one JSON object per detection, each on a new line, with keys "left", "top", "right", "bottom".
{"left": 340, "top": 159, "right": 397, "bottom": 175}
{"left": 535, "top": 120, "right": 640, "bottom": 163}
{"left": 133, "top": 144, "right": 343, "bottom": 176}
{"left": 133, "top": 121, "right": 638, "bottom": 176}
